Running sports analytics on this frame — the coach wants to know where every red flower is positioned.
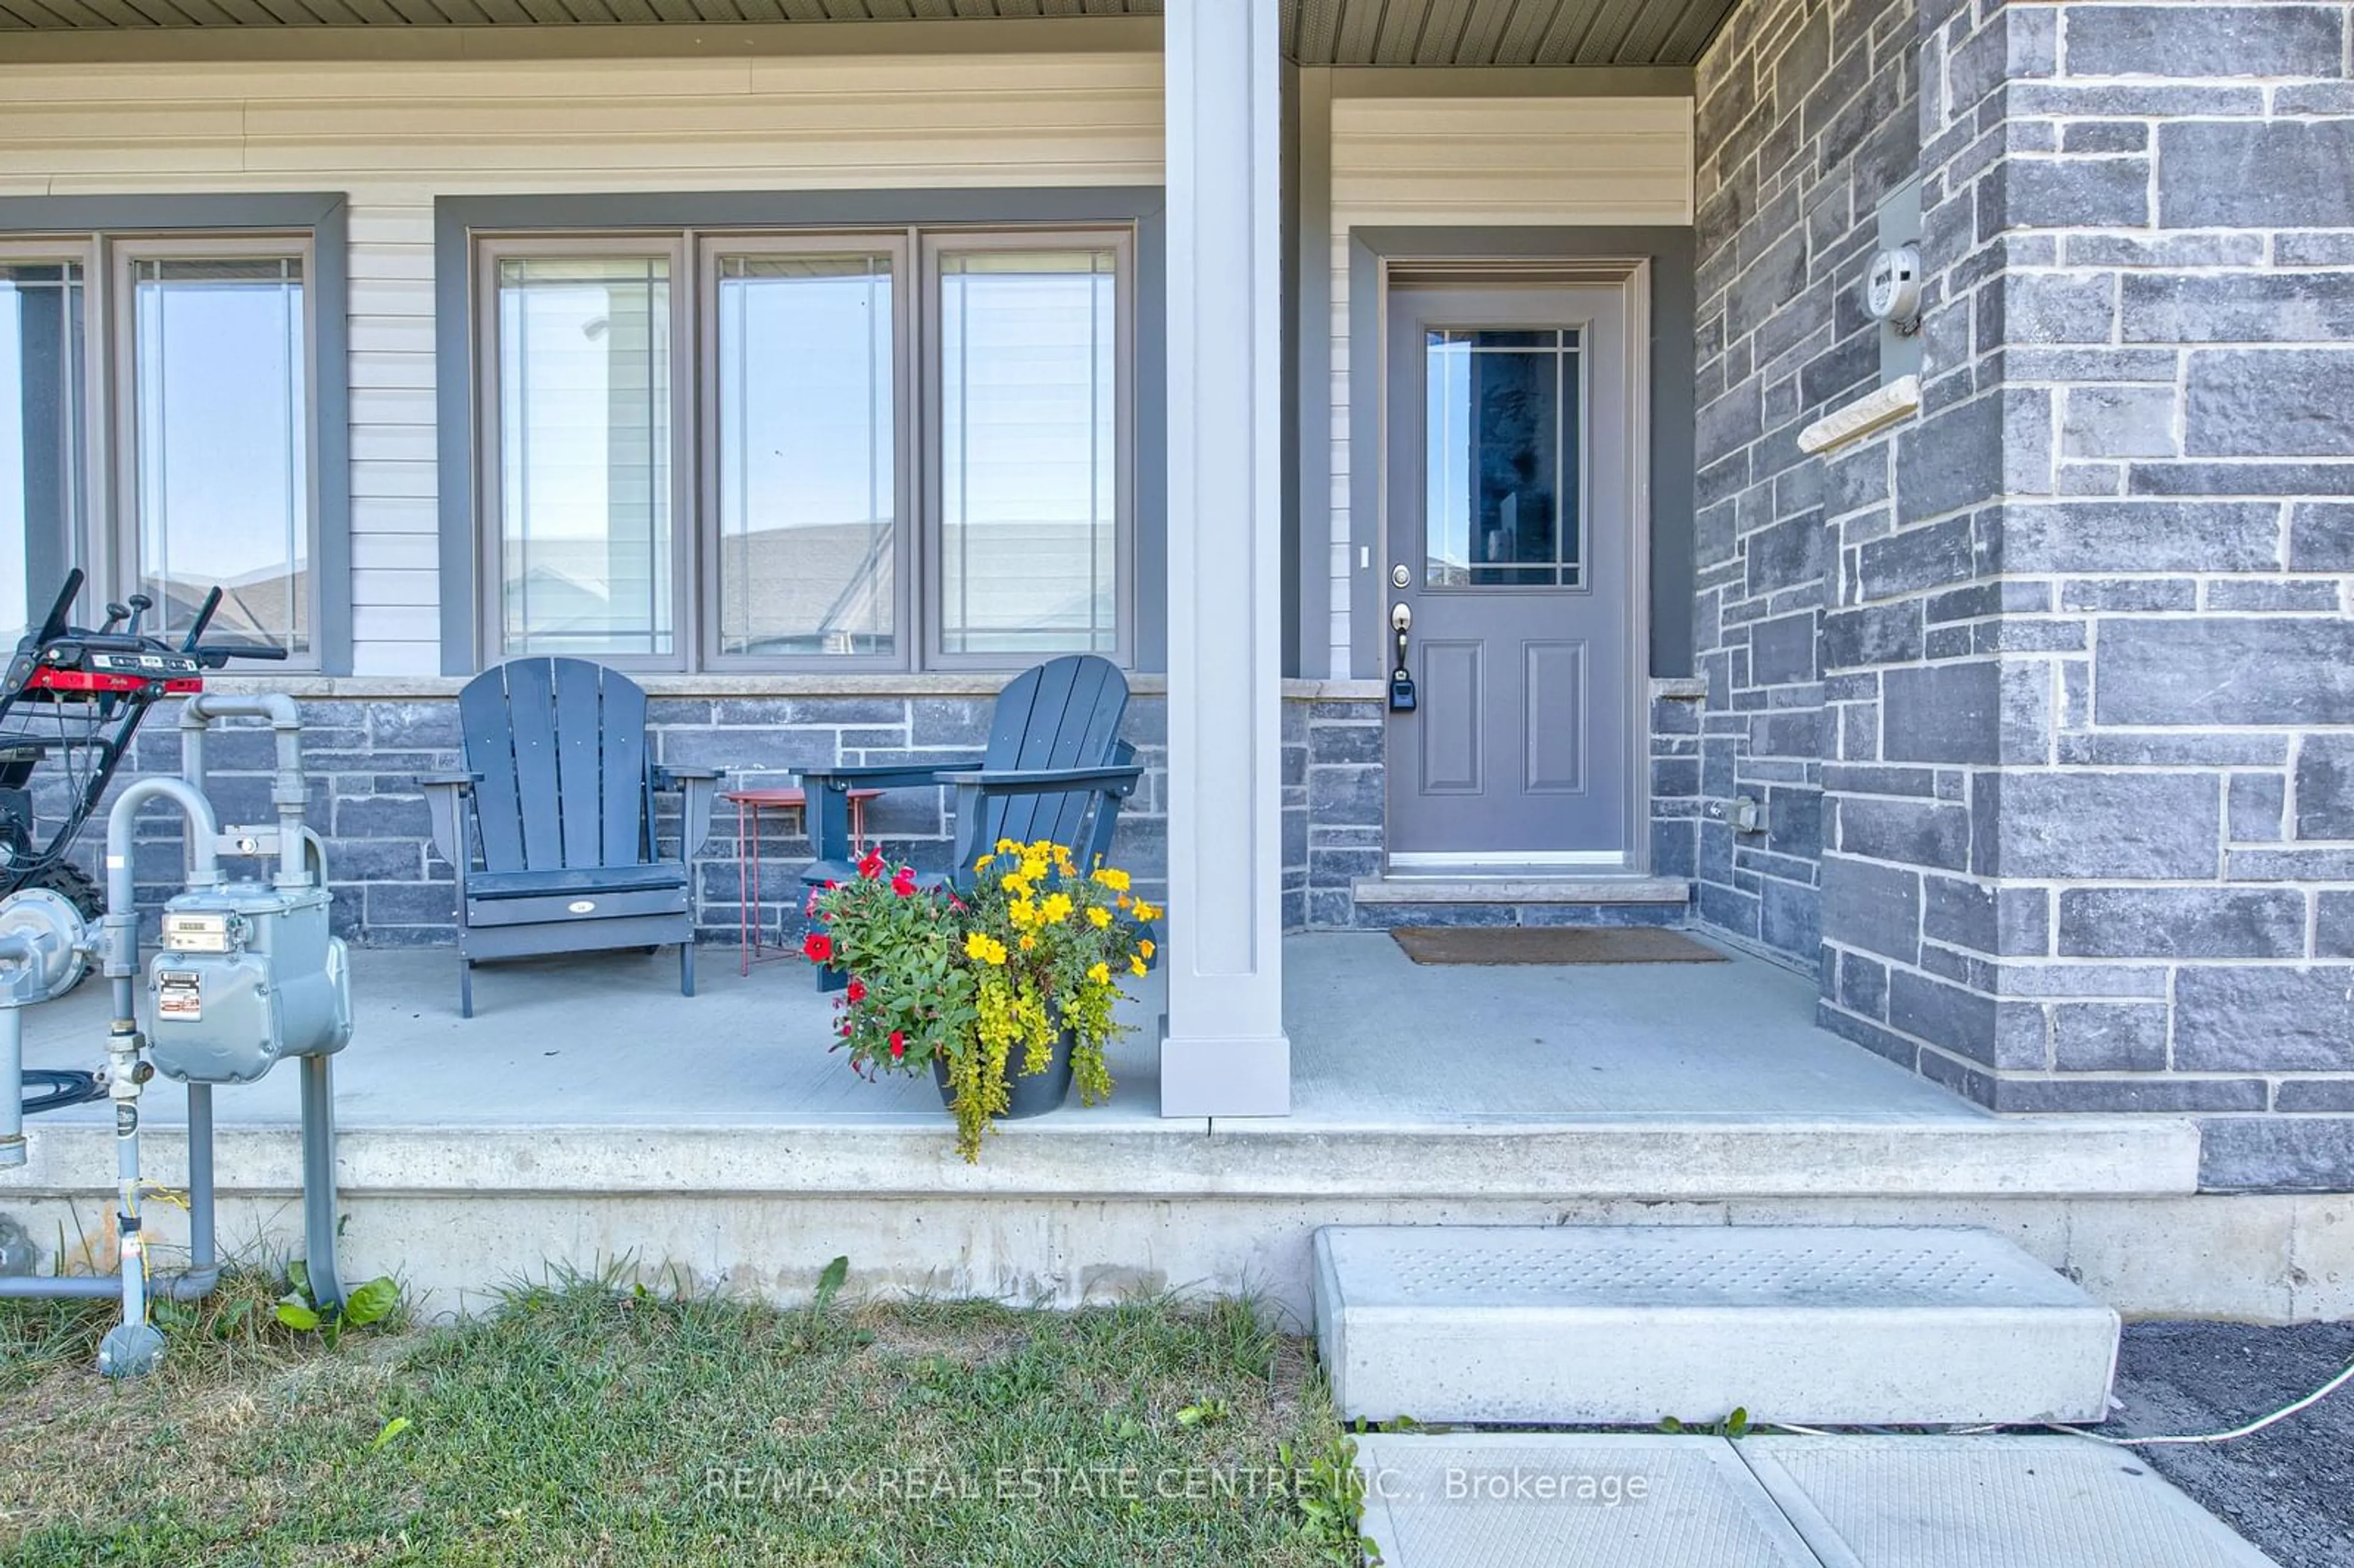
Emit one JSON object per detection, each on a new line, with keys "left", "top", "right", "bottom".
{"left": 888, "top": 1030, "right": 907, "bottom": 1060}
{"left": 802, "top": 932, "right": 834, "bottom": 964}
{"left": 845, "top": 977, "right": 867, "bottom": 1003}
{"left": 891, "top": 867, "right": 917, "bottom": 897}
{"left": 858, "top": 849, "right": 885, "bottom": 880}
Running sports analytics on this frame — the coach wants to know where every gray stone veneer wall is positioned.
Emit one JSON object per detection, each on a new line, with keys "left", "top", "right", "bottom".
{"left": 1927, "top": 0, "right": 2354, "bottom": 1191}
{"left": 1704, "top": 0, "right": 2354, "bottom": 1186}
{"left": 75, "top": 685, "right": 1704, "bottom": 946}
{"left": 82, "top": 690, "right": 1409, "bottom": 947}
{"left": 1301, "top": 695, "right": 1382, "bottom": 928}
{"left": 1696, "top": 0, "right": 2354, "bottom": 1190}
{"left": 79, "top": 693, "right": 1172, "bottom": 950}
{"left": 1295, "top": 684, "right": 1705, "bottom": 930}
{"left": 1689, "top": 0, "right": 1919, "bottom": 969}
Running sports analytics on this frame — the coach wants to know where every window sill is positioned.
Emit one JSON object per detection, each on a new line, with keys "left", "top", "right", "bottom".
{"left": 201, "top": 672, "right": 1378, "bottom": 702}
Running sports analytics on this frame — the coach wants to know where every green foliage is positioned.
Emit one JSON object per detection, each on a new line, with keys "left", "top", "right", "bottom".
{"left": 809, "top": 839, "right": 1157, "bottom": 1160}
{"left": 1349, "top": 1414, "right": 1423, "bottom": 1434}
{"left": 1282, "top": 1428, "right": 1384, "bottom": 1566}
{"left": 802, "top": 858, "right": 976, "bottom": 1079}
{"left": 0, "top": 1277, "right": 1352, "bottom": 1565}
{"left": 809, "top": 1255, "right": 849, "bottom": 1320}
{"left": 273, "top": 1263, "right": 403, "bottom": 1347}
{"left": 1659, "top": 1404, "right": 1751, "bottom": 1439}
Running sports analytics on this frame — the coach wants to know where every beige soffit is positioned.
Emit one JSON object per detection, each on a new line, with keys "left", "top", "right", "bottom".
{"left": 0, "top": 0, "right": 1742, "bottom": 69}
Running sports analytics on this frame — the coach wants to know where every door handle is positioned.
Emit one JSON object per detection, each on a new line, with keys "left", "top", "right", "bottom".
{"left": 1388, "top": 603, "right": 1417, "bottom": 712}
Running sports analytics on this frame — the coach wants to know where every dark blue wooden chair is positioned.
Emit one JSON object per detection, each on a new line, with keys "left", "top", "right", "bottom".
{"left": 420, "top": 658, "right": 718, "bottom": 1017}
{"left": 799, "top": 654, "right": 1143, "bottom": 990}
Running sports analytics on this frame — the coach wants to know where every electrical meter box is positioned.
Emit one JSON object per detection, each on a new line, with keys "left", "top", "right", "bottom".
{"left": 143, "top": 881, "right": 352, "bottom": 1085}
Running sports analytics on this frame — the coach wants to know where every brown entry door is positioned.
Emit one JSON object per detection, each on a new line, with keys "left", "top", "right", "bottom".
{"left": 1383, "top": 281, "right": 1640, "bottom": 869}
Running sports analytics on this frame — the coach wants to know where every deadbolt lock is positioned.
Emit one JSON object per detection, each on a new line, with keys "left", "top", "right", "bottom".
{"left": 1391, "top": 563, "right": 1411, "bottom": 589}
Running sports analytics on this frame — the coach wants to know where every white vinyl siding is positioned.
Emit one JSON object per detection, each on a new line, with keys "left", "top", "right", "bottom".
{"left": 1325, "top": 94, "right": 1693, "bottom": 677}
{"left": 0, "top": 51, "right": 1162, "bottom": 676}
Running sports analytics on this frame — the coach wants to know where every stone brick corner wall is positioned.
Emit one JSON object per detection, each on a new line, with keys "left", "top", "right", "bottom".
{"left": 1690, "top": 0, "right": 1920, "bottom": 976}
{"left": 1800, "top": 0, "right": 2354, "bottom": 1192}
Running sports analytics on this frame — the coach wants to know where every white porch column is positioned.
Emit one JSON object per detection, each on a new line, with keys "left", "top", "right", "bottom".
{"left": 1159, "top": 0, "right": 1290, "bottom": 1117}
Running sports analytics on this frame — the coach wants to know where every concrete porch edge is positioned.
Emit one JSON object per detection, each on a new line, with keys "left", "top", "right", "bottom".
{"left": 2, "top": 1114, "right": 2200, "bottom": 1203}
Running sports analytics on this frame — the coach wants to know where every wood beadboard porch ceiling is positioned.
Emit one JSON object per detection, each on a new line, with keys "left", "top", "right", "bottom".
{"left": 0, "top": 0, "right": 1740, "bottom": 68}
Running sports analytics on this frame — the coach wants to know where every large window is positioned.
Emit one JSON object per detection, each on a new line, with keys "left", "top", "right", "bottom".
{"left": 1, "top": 227, "right": 322, "bottom": 663}
{"left": 478, "top": 226, "right": 1132, "bottom": 671}
{"left": 125, "top": 248, "right": 313, "bottom": 655}
{"left": 489, "top": 248, "right": 675, "bottom": 658}
{"left": 934, "top": 243, "right": 1119, "bottom": 658}
{"left": 712, "top": 243, "right": 900, "bottom": 661}
{"left": 0, "top": 257, "right": 84, "bottom": 649}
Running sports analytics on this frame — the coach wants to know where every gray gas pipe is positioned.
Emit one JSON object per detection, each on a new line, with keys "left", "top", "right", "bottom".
{"left": 0, "top": 692, "right": 352, "bottom": 1377}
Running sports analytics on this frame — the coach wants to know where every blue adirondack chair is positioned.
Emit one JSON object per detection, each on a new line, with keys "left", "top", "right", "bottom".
{"left": 799, "top": 654, "right": 1143, "bottom": 990}
{"left": 420, "top": 658, "right": 719, "bottom": 1017}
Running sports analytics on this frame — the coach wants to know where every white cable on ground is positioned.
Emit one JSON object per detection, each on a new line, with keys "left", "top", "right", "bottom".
{"left": 1754, "top": 1355, "right": 2354, "bottom": 1448}
{"left": 2047, "top": 1355, "right": 2354, "bottom": 1447}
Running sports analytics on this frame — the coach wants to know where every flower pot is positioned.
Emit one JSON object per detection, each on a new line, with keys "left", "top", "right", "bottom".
{"left": 933, "top": 1030, "right": 1075, "bottom": 1121}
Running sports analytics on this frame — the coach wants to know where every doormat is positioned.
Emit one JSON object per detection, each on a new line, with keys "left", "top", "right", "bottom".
{"left": 1390, "top": 927, "right": 1730, "bottom": 966}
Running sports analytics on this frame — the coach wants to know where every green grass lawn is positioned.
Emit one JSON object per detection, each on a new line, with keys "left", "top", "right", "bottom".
{"left": 0, "top": 1270, "right": 1368, "bottom": 1567}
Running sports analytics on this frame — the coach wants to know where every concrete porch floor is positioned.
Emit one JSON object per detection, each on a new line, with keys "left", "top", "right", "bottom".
{"left": 20, "top": 931, "right": 1986, "bottom": 1131}
{"left": 3, "top": 930, "right": 2234, "bottom": 1319}
{"left": 9, "top": 931, "right": 2200, "bottom": 1206}
{"left": 9, "top": 923, "right": 2005, "bottom": 1130}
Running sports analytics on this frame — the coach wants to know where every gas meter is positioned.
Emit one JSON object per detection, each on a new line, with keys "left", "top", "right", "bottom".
{"left": 143, "top": 881, "right": 351, "bottom": 1084}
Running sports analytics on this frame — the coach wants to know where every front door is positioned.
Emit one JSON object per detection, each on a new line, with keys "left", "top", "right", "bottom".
{"left": 1383, "top": 280, "right": 1642, "bottom": 869}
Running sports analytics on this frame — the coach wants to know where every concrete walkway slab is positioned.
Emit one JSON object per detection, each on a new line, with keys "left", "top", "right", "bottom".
{"left": 1354, "top": 1433, "right": 2274, "bottom": 1568}
{"left": 1354, "top": 1433, "right": 1819, "bottom": 1568}
{"left": 1743, "top": 1435, "right": 2277, "bottom": 1568}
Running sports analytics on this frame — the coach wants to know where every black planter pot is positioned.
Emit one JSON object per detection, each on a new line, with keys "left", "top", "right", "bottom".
{"left": 933, "top": 1030, "right": 1075, "bottom": 1120}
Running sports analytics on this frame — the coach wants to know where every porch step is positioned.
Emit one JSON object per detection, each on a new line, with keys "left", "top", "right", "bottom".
{"left": 1312, "top": 1224, "right": 2119, "bottom": 1427}
{"left": 1350, "top": 875, "right": 1691, "bottom": 907}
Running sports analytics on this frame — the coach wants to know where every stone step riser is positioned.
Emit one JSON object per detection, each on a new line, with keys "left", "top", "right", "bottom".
{"left": 1314, "top": 1225, "right": 2120, "bottom": 1428}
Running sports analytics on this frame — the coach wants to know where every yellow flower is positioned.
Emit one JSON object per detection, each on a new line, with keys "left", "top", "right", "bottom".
{"left": 1086, "top": 907, "right": 1112, "bottom": 929}
{"left": 1132, "top": 901, "right": 1160, "bottom": 923}
{"left": 1010, "top": 898, "right": 1037, "bottom": 927}
{"left": 1129, "top": 955, "right": 1148, "bottom": 977}
{"left": 975, "top": 853, "right": 994, "bottom": 873}
{"left": 1019, "top": 934, "right": 1037, "bottom": 951}
{"left": 1000, "top": 872, "right": 1026, "bottom": 894}
{"left": 1040, "top": 892, "right": 1074, "bottom": 924}
{"left": 1138, "top": 938, "right": 1155, "bottom": 959}
{"left": 995, "top": 838, "right": 1021, "bottom": 854}
{"left": 964, "top": 932, "right": 1007, "bottom": 966}
{"left": 1091, "top": 866, "right": 1131, "bottom": 893}
{"left": 1087, "top": 961, "right": 1111, "bottom": 985}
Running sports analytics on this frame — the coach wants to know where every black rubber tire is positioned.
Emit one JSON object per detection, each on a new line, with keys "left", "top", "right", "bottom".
{"left": 21, "top": 859, "right": 104, "bottom": 922}
{"left": 14, "top": 860, "right": 102, "bottom": 990}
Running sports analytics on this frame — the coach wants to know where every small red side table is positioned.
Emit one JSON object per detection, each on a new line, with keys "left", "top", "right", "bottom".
{"left": 722, "top": 785, "right": 882, "bottom": 974}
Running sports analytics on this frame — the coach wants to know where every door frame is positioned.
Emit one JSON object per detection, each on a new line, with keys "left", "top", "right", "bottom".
{"left": 1369, "top": 253, "right": 1654, "bottom": 873}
